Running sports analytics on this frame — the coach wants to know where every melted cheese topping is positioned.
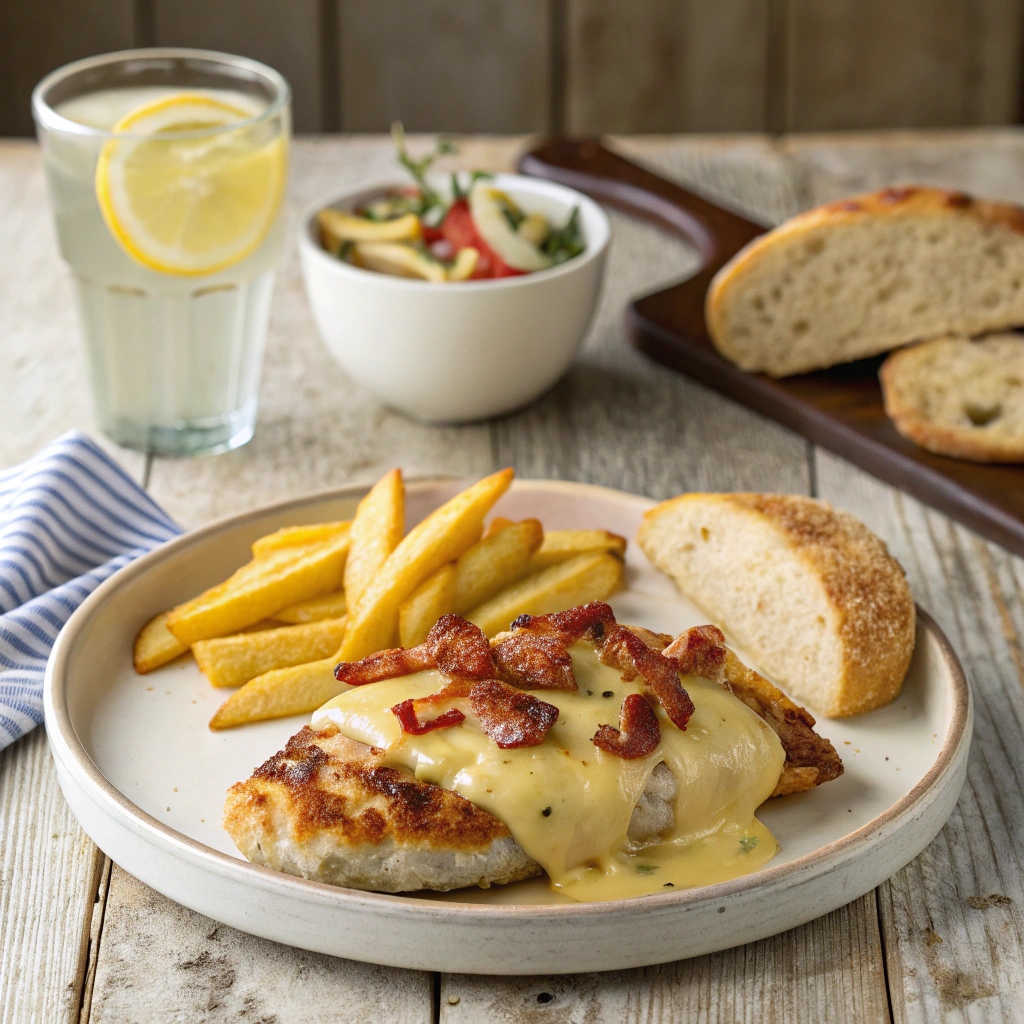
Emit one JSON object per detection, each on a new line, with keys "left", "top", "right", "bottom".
{"left": 312, "top": 642, "right": 785, "bottom": 901}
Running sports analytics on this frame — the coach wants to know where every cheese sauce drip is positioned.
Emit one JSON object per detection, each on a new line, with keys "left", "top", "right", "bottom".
{"left": 313, "top": 642, "right": 785, "bottom": 901}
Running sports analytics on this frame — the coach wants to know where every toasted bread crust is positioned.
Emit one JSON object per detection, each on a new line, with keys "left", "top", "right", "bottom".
{"left": 707, "top": 186, "right": 1024, "bottom": 376}
{"left": 639, "top": 493, "right": 916, "bottom": 717}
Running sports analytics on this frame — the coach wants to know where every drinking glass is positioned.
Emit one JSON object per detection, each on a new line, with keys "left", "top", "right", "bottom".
{"left": 33, "top": 49, "right": 291, "bottom": 456}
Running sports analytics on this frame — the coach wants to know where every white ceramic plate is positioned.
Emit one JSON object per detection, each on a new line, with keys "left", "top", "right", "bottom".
{"left": 45, "top": 479, "right": 971, "bottom": 975}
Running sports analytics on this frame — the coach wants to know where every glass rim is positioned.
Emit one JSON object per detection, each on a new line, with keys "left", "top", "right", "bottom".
{"left": 31, "top": 47, "right": 291, "bottom": 142}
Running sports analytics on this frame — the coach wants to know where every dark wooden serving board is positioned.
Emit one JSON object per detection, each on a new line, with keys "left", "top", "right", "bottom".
{"left": 519, "top": 137, "right": 1024, "bottom": 557}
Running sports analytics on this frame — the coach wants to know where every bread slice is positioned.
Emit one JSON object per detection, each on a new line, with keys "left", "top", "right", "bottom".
{"left": 637, "top": 493, "right": 916, "bottom": 717}
{"left": 706, "top": 186, "right": 1024, "bottom": 377}
{"left": 880, "top": 333, "right": 1024, "bottom": 462}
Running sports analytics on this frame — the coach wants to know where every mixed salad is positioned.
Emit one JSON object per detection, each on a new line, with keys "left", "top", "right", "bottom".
{"left": 317, "top": 125, "right": 586, "bottom": 282}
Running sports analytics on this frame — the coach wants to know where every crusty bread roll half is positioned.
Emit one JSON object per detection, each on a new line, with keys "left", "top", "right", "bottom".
{"left": 706, "top": 186, "right": 1024, "bottom": 377}
{"left": 638, "top": 493, "right": 916, "bottom": 717}
{"left": 880, "top": 333, "right": 1024, "bottom": 463}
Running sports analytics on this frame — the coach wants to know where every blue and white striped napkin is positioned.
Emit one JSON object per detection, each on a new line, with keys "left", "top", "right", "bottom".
{"left": 0, "top": 432, "right": 180, "bottom": 751}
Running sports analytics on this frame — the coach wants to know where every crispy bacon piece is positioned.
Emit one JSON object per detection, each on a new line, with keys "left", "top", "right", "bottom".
{"left": 335, "top": 645, "right": 435, "bottom": 686}
{"left": 336, "top": 614, "right": 497, "bottom": 686}
{"left": 412, "top": 677, "right": 474, "bottom": 707}
{"left": 493, "top": 631, "right": 577, "bottom": 691}
{"left": 662, "top": 625, "right": 727, "bottom": 678}
{"left": 468, "top": 679, "right": 559, "bottom": 748}
{"left": 592, "top": 693, "right": 661, "bottom": 759}
{"left": 599, "top": 624, "right": 695, "bottom": 730}
{"left": 510, "top": 601, "right": 616, "bottom": 644}
{"left": 428, "top": 615, "right": 497, "bottom": 679}
{"left": 390, "top": 699, "right": 466, "bottom": 736}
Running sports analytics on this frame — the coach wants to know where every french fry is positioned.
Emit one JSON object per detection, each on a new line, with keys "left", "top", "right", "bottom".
{"left": 399, "top": 563, "right": 457, "bottom": 648}
{"left": 193, "top": 617, "right": 347, "bottom": 689}
{"left": 274, "top": 588, "right": 348, "bottom": 624}
{"left": 338, "top": 468, "right": 515, "bottom": 661}
{"left": 209, "top": 656, "right": 346, "bottom": 729}
{"left": 466, "top": 551, "right": 623, "bottom": 637}
{"left": 133, "top": 612, "right": 188, "bottom": 673}
{"left": 527, "top": 528, "right": 627, "bottom": 571}
{"left": 345, "top": 469, "right": 405, "bottom": 612}
{"left": 252, "top": 521, "right": 350, "bottom": 559}
{"left": 483, "top": 516, "right": 515, "bottom": 537}
{"left": 453, "top": 518, "right": 543, "bottom": 614}
{"left": 166, "top": 534, "right": 350, "bottom": 646}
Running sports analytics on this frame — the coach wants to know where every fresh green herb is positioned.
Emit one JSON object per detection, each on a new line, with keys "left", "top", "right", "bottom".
{"left": 451, "top": 172, "right": 465, "bottom": 202}
{"left": 391, "top": 121, "right": 456, "bottom": 217}
{"left": 738, "top": 835, "right": 759, "bottom": 854}
{"left": 543, "top": 206, "right": 585, "bottom": 265}
{"left": 500, "top": 202, "right": 526, "bottom": 231}
{"left": 636, "top": 864, "right": 660, "bottom": 875}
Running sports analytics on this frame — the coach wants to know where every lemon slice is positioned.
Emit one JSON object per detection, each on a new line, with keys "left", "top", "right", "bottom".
{"left": 96, "top": 92, "right": 287, "bottom": 276}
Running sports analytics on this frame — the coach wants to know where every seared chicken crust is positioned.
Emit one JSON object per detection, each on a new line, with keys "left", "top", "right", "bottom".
{"left": 225, "top": 725, "right": 541, "bottom": 892}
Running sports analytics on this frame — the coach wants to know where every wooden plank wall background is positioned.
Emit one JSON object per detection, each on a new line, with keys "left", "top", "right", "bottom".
{"left": 3, "top": 0, "right": 1024, "bottom": 136}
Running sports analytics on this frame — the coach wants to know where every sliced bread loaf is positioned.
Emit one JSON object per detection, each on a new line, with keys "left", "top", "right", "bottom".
{"left": 706, "top": 186, "right": 1024, "bottom": 377}
{"left": 880, "top": 333, "right": 1024, "bottom": 462}
{"left": 638, "top": 493, "right": 916, "bottom": 717}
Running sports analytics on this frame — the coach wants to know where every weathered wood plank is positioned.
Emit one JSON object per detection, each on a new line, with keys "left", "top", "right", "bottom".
{"left": 0, "top": 0, "right": 136, "bottom": 137}
{"left": 151, "top": 0, "right": 324, "bottom": 132}
{"left": 970, "top": 0, "right": 1024, "bottom": 123}
{"left": 782, "top": 129, "right": 1024, "bottom": 206}
{"left": 0, "top": 730, "right": 105, "bottom": 1024}
{"left": 784, "top": 0, "right": 971, "bottom": 131}
{"left": 565, "top": 0, "right": 771, "bottom": 133}
{"left": 815, "top": 449, "right": 1024, "bottom": 1021}
{"left": 440, "top": 893, "right": 888, "bottom": 1023}
{"left": 782, "top": 0, "right": 1023, "bottom": 132}
{"left": 89, "top": 865, "right": 432, "bottom": 1024}
{"left": 337, "top": 0, "right": 552, "bottom": 133}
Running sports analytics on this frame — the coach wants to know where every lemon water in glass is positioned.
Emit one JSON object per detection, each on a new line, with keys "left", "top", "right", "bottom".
{"left": 33, "top": 50, "right": 290, "bottom": 456}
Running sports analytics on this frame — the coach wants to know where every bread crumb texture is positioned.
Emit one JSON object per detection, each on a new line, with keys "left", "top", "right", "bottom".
{"left": 638, "top": 493, "right": 916, "bottom": 717}
{"left": 707, "top": 186, "right": 1024, "bottom": 377}
{"left": 881, "top": 333, "right": 1024, "bottom": 462}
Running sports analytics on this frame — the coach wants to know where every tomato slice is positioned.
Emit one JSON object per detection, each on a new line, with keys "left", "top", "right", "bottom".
{"left": 440, "top": 199, "right": 524, "bottom": 279}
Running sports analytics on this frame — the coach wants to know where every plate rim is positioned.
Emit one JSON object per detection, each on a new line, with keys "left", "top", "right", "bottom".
{"left": 44, "top": 476, "right": 973, "bottom": 923}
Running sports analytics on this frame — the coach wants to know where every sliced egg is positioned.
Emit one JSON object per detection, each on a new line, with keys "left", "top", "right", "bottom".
{"left": 469, "top": 183, "right": 552, "bottom": 272}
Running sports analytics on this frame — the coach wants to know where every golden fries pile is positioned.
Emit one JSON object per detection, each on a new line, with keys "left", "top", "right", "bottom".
{"left": 133, "top": 469, "right": 626, "bottom": 730}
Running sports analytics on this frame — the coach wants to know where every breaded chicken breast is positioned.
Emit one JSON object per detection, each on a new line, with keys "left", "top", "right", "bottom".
{"left": 225, "top": 605, "right": 841, "bottom": 894}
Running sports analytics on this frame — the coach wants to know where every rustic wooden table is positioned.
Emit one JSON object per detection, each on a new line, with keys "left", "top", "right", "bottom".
{"left": 2, "top": 130, "right": 1023, "bottom": 1024}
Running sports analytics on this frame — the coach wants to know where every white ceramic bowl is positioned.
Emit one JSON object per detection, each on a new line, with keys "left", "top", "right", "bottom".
{"left": 298, "top": 174, "right": 610, "bottom": 423}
